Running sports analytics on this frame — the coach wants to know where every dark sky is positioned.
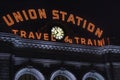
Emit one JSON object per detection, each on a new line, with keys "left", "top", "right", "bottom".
{"left": 0, "top": 0, "right": 120, "bottom": 45}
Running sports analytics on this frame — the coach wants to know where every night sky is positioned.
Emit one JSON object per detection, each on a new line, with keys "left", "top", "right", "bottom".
{"left": 0, "top": 0, "right": 120, "bottom": 45}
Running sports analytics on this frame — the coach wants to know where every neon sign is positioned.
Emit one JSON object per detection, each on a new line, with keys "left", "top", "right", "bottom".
{"left": 1, "top": 8, "right": 110, "bottom": 46}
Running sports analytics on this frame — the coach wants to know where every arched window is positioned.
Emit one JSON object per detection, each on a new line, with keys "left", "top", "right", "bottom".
{"left": 82, "top": 71, "right": 105, "bottom": 80}
{"left": 14, "top": 67, "right": 45, "bottom": 80}
{"left": 50, "top": 69, "right": 76, "bottom": 80}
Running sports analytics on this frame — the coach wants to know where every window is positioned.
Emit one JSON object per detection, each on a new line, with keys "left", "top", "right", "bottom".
{"left": 50, "top": 69, "right": 76, "bottom": 80}
{"left": 14, "top": 67, "right": 45, "bottom": 80}
{"left": 18, "top": 74, "right": 37, "bottom": 80}
{"left": 53, "top": 75, "right": 68, "bottom": 80}
{"left": 82, "top": 71, "right": 105, "bottom": 80}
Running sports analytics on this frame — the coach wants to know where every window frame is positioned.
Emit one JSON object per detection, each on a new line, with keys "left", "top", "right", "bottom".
{"left": 14, "top": 67, "right": 45, "bottom": 80}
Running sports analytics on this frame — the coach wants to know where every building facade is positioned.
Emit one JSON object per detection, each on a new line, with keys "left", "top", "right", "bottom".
{"left": 0, "top": 1, "right": 120, "bottom": 80}
{"left": 0, "top": 33, "right": 120, "bottom": 80}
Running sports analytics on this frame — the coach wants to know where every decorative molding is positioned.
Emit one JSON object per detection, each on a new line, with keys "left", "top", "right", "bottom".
{"left": 50, "top": 69, "right": 76, "bottom": 80}
{"left": 0, "top": 32, "right": 120, "bottom": 55}
{"left": 82, "top": 71, "right": 105, "bottom": 80}
{"left": 14, "top": 67, "right": 45, "bottom": 80}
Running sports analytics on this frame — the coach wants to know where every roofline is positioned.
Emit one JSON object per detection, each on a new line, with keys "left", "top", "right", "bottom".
{"left": 0, "top": 32, "right": 120, "bottom": 55}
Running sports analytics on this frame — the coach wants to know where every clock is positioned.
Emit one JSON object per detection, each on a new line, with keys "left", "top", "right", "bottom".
{"left": 51, "top": 26, "right": 64, "bottom": 40}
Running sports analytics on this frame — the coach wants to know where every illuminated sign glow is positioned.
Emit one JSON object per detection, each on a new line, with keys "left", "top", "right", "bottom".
{"left": 1, "top": 8, "right": 110, "bottom": 46}
{"left": 51, "top": 26, "right": 64, "bottom": 40}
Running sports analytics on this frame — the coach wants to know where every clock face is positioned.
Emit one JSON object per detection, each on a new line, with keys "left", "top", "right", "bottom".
{"left": 51, "top": 26, "right": 64, "bottom": 40}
